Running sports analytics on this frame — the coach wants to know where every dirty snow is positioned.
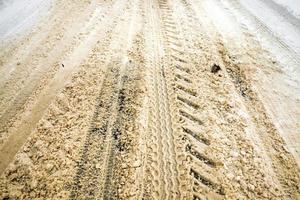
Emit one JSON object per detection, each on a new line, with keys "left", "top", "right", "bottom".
{"left": 0, "top": 0, "right": 52, "bottom": 42}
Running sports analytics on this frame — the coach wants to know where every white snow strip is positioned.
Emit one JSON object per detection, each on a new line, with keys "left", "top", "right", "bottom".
{"left": 273, "top": 0, "right": 300, "bottom": 18}
{"left": 0, "top": 0, "right": 52, "bottom": 41}
{"left": 202, "top": 0, "right": 244, "bottom": 42}
{"left": 240, "top": 0, "right": 300, "bottom": 55}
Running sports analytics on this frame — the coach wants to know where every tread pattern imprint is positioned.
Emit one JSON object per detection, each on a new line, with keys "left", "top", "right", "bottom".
{"left": 1, "top": 0, "right": 299, "bottom": 199}
{"left": 140, "top": 0, "right": 227, "bottom": 199}
{"left": 135, "top": 0, "right": 300, "bottom": 199}
{"left": 69, "top": 0, "right": 148, "bottom": 199}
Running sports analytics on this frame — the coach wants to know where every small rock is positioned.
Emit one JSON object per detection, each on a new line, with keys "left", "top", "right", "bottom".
{"left": 45, "top": 163, "right": 54, "bottom": 172}
{"left": 121, "top": 163, "right": 127, "bottom": 169}
{"left": 227, "top": 173, "right": 234, "bottom": 180}
{"left": 18, "top": 153, "right": 33, "bottom": 166}
{"left": 248, "top": 183, "right": 255, "bottom": 191}
{"left": 30, "top": 180, "right": 38, "bottom": 189}
{"left": 95, "top": 163, "right": 101, "bottom": 169}
{"left": 211, "top": 64, "right": 221, "bottom": 73}
{"left": 133, "top": 160, "right": 141, "bottom": 168}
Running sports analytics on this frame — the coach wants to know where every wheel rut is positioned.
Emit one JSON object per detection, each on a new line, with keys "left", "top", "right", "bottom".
{"left": 0, "top": 0, "right": 129, "bottom": 174}
{"left": 70, "top": 0, "right": 144, "bottom": 198}
{"left": 70, "top": 65, "right": 123, "bottom": 199}
{"left": 178, "top": 0, "right": 300, "bottom": 198}
{"left": 142, "top": 0, "right": 182, "bottom": 198}
{"left": 157, "top": 0, "right": 226, "bottom": 198}
{"left": 0, "top": 0, "right": 299, "bottom": 199}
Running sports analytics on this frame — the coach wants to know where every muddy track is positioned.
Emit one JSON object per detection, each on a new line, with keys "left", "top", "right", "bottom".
{"left": 185, "top": 0, "right": 300, "bottom": 198}
{"left": 70, "top": 39, "right": 146, "bottom": 200}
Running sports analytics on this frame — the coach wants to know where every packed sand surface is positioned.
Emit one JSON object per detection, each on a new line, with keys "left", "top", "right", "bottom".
{"left": 0, "top": 0, "right": 299, "bottom": 199}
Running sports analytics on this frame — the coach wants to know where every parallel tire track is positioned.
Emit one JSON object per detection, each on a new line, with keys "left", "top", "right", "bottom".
{"left": 182, "top": 0, "right": 300, "bottom": 198}
{"left": 158, "top": 0, "right": 227, "bottom": 198}
{"left": 70, "top": 0, "right": 139, "bottom": 198}
{"left": 70, "top": 65, "right": 122, "bottom": 199}
{"left": 0, "top": 0, "right": 120, "bottom": 134}
{"left": 143, "top": 0, "right": 180, "bottom": 198}
{"left": 0, "top": 1, "right": 101, "bottom": 128}
{"left": 0, "top": 0, "right": 130, "bottom": 174}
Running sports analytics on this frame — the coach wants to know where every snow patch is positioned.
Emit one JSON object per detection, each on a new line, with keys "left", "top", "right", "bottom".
{"left": 0, "top": 0, "right": 52, "bottom": 42}
{"left": 273, "top": 0, "right": 300, "bottom": 18}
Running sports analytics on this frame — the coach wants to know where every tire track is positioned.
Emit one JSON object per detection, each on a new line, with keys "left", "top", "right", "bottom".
{"left": 172, "top": 0, "right": 255, "bottom": 197}
{"left": 99, "top": 62, "right": 129, "bottom": 200}
{"left": 158, "top": 0, "right": 196, "bottom": 199}
{"left": 158, "top": 0, "right": 227, "bottom": 198}
{"left": 0, "top": 0, "right": 128, "bottom": 174}
{"left": 70, "top": 0, "right": 141, "bottom": 198}
{"left": 0, "top": 0, "right": 111, "bottom": 134}
{"left": 183, "top": 0, "right": 300, "bottom": 198}
{"left": 161, "top": 1, "right": 224, "bottom": 199}
{"left": 143, "top": 0, "right": 181, "bottom": 198}
{"left": 143, "top": 0, "right": 167, "bottom": 197}
{"left": 70, "top": 65, "right": 122, "bottom": 199}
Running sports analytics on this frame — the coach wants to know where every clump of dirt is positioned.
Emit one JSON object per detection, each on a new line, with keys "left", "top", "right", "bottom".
{"left": 211, "top": 63, "right": 221, "bottom": 73}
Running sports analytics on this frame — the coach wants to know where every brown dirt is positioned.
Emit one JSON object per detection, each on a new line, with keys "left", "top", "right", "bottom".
{"left": 0, "top": 0, "right": 299, "bottom": 199}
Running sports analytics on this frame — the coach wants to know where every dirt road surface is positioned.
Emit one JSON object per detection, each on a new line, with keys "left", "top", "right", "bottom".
{"left": 0, "top": 0, "right": 299, "bottom": 199}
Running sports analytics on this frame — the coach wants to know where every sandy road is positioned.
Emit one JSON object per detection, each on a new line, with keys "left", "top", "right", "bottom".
{"left": 0, "top": 0, "right": 299, "bottom": 199}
